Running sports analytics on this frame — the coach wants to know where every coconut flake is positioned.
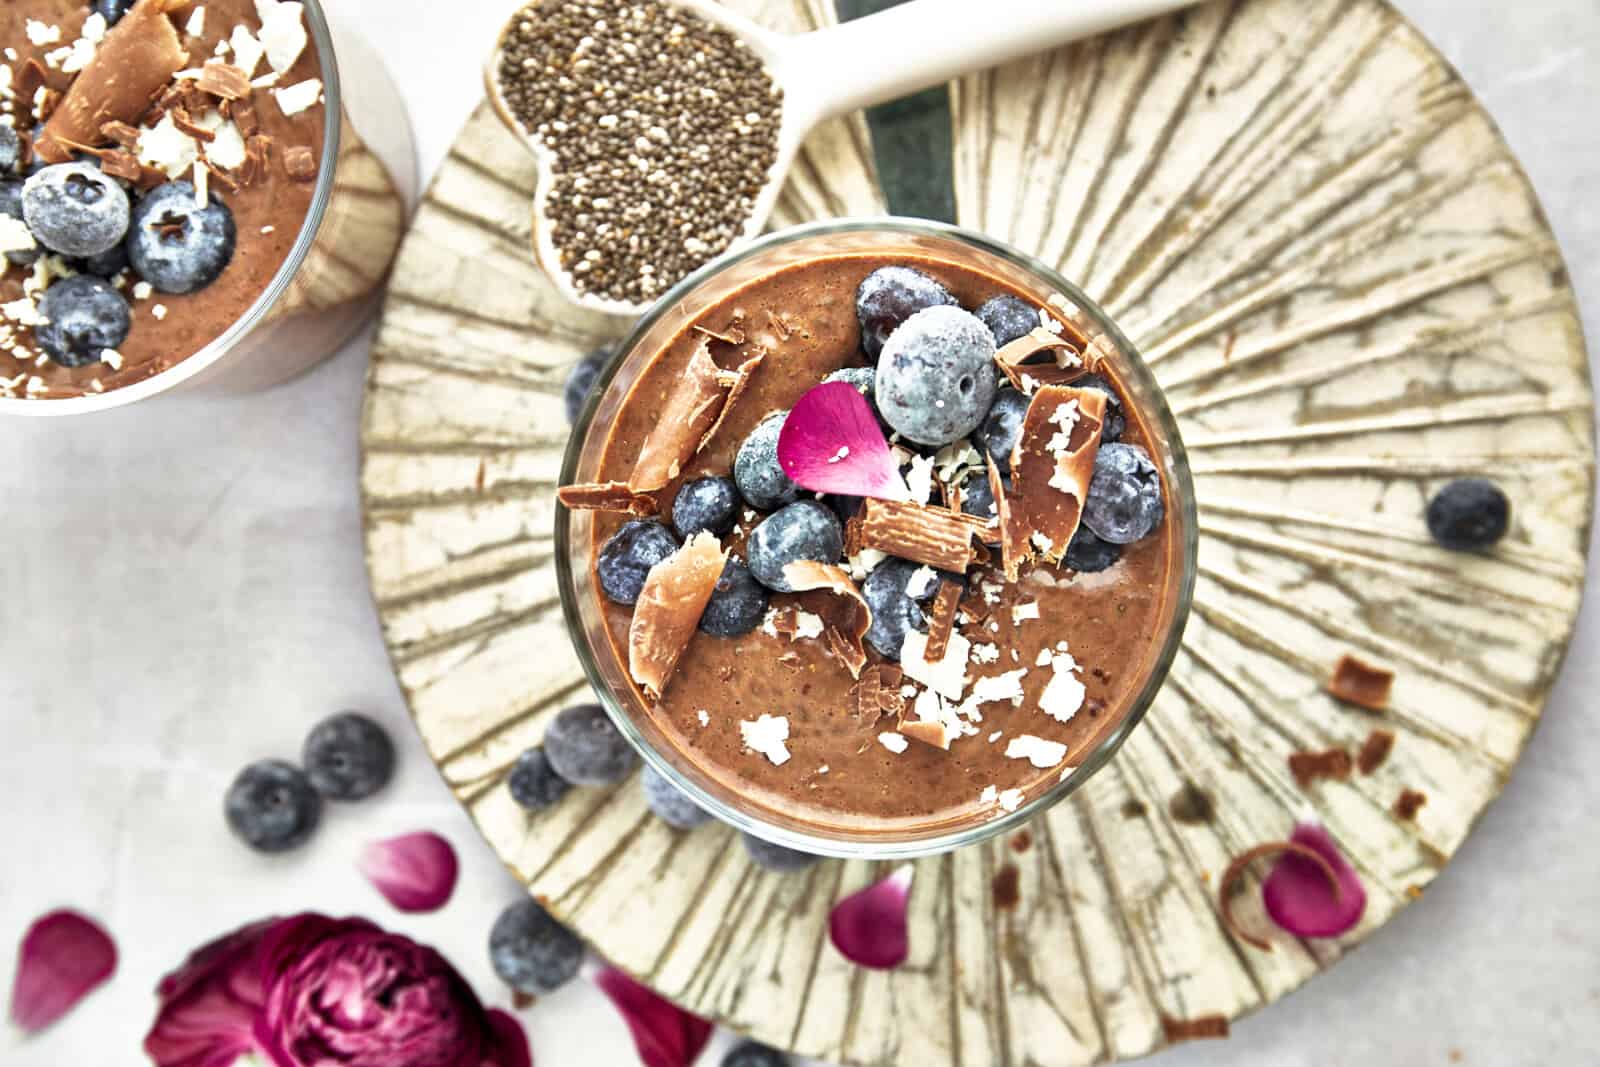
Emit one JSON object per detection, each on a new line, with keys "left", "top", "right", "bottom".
{"left": 186, "top": 6, "right": 207, "bottom": 36}
{"left": 272, "top": 77, "right": 322, "bottom": 117}
{"left": 740, "top": 714, "right": 790, "bottom": 766}
{"left": 777, "top": 381, "right": 910, "bottom": 502}
{"left": 1005, "top": 734, "right": 1068, "bottom": 768}
{"left": 904, "top": 566, "right": 938, "bottom": 599}
{"left": 0, "top": 215, "right": 36, "bottom": 255}
{"left": 998, "top": 788, "right": 1025, "bottom": 812}
{"left": 878, "top": 732, "right": 908, "bottom": 754}
{"left": 256, "top": 0, "right": 309, "bottom": 74}
{"left": 905, "top": 453, "right": 936, "bottom": 504}
{"left": 137, "top": 114, "right": 201, "bottom": 178}
{"left": 1039, "top": 653, "right": 1086, "bottom": 722}
{"left": 229, "top": 25, "right": 266, "bottom": 77}
{"left": 900, "top": 629, "right": 969, "bottom": 701}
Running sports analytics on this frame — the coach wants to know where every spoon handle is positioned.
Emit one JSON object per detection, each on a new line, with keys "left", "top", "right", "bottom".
{"left": 778, "top": 0, "right": 1200, "bottom": 126}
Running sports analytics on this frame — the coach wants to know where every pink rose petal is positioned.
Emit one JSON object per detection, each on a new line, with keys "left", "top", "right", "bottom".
{"left": 486, "top": 1008, "right": 534, "bottom": 1067}
{"left": 777, "top": 381, "right": 910, "bottom": 502}
{"left": 9, "top": 910, "right": 118, "bottom": 1034}
{"left": 594, "top": 966, "right": 713, "bottom": 1067}
{"left": 1264, "top": 822, "right": 1367, "bottom": 940}
{"left": 143, "top": 920, "right": 276, "bottom": 1067}
{"left": 359, "top": 831, "right": 460, "bottom": 913}
{"left": 829, "top": 866, "right": 912, "bottom": 970}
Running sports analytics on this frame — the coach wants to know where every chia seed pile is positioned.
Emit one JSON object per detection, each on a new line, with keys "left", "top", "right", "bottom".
{"left": 496, "top": 0, "right": 783, "bottom": 305}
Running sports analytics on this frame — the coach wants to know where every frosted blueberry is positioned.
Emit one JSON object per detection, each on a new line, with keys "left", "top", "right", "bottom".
{"left": 0, "top": 125, "right": 19, "bottom": 176}
{"left": 672, "top": 476, "right": 739, "bottom": 539}
{"left": 508, "top": 746, "right": 572, "bottom": 810}
{"left": 0, "top": 181, "right": 39, "bottom": 266}
{"left": 875, "top": 305, "right": 998, "bottom": 447}
{"left": 1064, "top": 526, "right": 1121, "bottom": 573}
{"left": 1074, "top": 373, "right": 1126, "bottom": 442}
{"left": 959, "top": 470, "right": 998, "bottom": 520}
{"left": 128, "top": 181, "right": 236, "bottom": 293}
{"left": 861, "top": 558, "right": 933, "bottom": 660}
{"left": 641, "top": 765, "right": 712, "bottom": 829}
{"left": 1426, "top": 479, "right": 1510, "bottom": 551}
{"left": 1082, "top": 443, "right": 1164, "bottom": 545}
{"left": 544, "top": 703, "right": 636, "bottom": 786}
{"left": 77, "top": 241, "right": 130, "bottom": 279}
{"left": 490, "top": 899, "right": 584, "bottom": 995}
{"left": 724, "top": 1041, "right": 789, "bottom": 1067}
{"left": 563, "top": 343, "right": 614, "bottom": 424}
{"left": 973, "top": 389, "right": 1029, "bottom": 475}
{"left": 302, "top": 712, "right": 395, "bottom": 801}
{"left": 22, "top": 162, "right": 130, "bottom": 258}
{"left": 745, "top": 501, "right": 844, "bottom": 592}
{"left": 94, "top": 0, "right": 135, "bottom": 24}
{"left": 742, "top": 831, "right": 820, "bottom": 872}
{"left": 822, "top": 365, "right": 877, "bottom": 403}
{"left": 35, "top": 276, "right": 130, "bottom": 368}
{"left": 974, "top": 293, "right": 1038, "bottom": 346}
{"left": 856, "top": 266, "right": 958, "bottom": 359}
{"left": 225, "top": 760, "right": 322, "bottom": 853}
{"left": 733, "top": 412, "right": 801, "bottom": 510}
{"left": 597, "top": 520, "right": 679, "bottom": 605}
{"left": 699, "top": 558, "right": 769, "bottom": 638}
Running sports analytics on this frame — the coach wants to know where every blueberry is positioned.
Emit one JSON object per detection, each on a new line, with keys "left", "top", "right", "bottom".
{"left": 77, "top": 241, "right": 130, "bottom": 279}
{"left": 959, "top": 470, "right": 997, "bottom": 519}
{"left": 641, "top": 765, "right": 711, "bottom": 829}
{"left": 1426, "top": 478, "right": 1510, "bottom": 551}
{"left": 862, "top": 558, "right": 931, "bottom": 659}
{"left": 825, "top": 493, "right": 863, "bottom": 523}
{"left": 22, "top": 162, "right": 130, "bottom": 258}
{"left": 301, "top": 712, "right": 395, "bottom": 801}
{"left": 1082, "top": 443, "right": 1164, "bottom": 545}
{"left": 733, "top": 413, "right": 801, "bottom": 510}
{"left": 974, "top": 389, "right": 1029, "bottom": 475}
{"left": 597, "top": 520, "right": 679, "bottom": 605}
{"left": 489, "top": 899, "right": 584, "bottom": 995}
{"left": 34, "top": 275, "right": 131, "bottom": 368}
{"left": 564, "top": 343, "right": 614, "bottom": 424}
{"left": 875, "top": 305, "right": 999, "bottom": 447}
{"left": 672, "top": 476, "right": 739, "bottom": 539}
{"left": 724, "top": 1040, "right": 789, "bottom": 1067}
{"left": 699, "top": 558, "right": 769, "bottom": 638}
{"left": 856, "top": 266, "right": 958, "bottom": 359}
{"left": 128, "top": 180, "right": 236, "bottom": 293}
{"left": 1074, "top": 373, "right": 1126, "bottom": 442}
{"left": 974, "top": 294, "right": 1038, "bottom": 346}
{"left": 544, "top": 703, "right": 636, "bottom": 786}
{"left": 93, "top": 0, "right": 135, "bottom": 23}
{"left": 1064, "top": 526, "right": 1121, "bottom": 573}
{"left": 745, "top": 501, "right": 844, "bottom": 592}
{"left": 224, "top": 760, "right": 322, "bottom": 853}
{"left": 0, "top": 181, "right": 40, "bottom": 266}
{"left": 0, "top": 125, "right": 19, "bottom": 176}
{"left": 823, "top": 365, "right": 877, "bottom": 403}
{"left": 508, "top": 746, "right": 572, "bottom": 810}
{"left": 741, "top": 831, "right": 820, "bottom": 873}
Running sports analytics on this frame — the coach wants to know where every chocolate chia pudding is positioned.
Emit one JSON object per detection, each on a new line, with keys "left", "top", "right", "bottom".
{"left": 560, "top": 225, "right": 1193, "bottom": 846}
{"left": 0, "top": 0, "right": 403, "bottom": 401}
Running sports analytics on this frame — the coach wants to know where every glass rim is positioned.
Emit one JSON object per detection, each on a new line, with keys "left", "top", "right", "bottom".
{"left": 0, "top": 0, "right": 345, "bottom": 417}
{"left": 557, "top": 216, "right": 1200, "bottom": 860}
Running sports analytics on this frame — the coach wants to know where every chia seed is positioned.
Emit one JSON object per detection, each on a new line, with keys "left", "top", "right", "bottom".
{"left": 497, "top": 0, "right": 783, "bottom": 305}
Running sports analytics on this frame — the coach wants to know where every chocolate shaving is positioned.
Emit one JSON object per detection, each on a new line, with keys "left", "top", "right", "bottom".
{"left": 1356, "top": 729, "right": 1395, "bottom": 774}
{"left": 171, "top": 107, "right": 216, "bottom": 143}
{"left": 1218, "top": 840, "right": 1343, "bottom": 952}
{"left": 986, "top": 453, "right": 1029, "bottom": 582}
{"left": 849, "top": 665, "right": 905, "bottom": 722}
{"left": 203, "top": 160, "right": 240, "bottom": 194}
{"left": 900, "top": 720, "right": 953, "bottom": 750}
{"left": 195, "top": 62, "right": 253, "bottom": 101}
{"left": 232, "top": 99, "right": 261, "bottom": 137}
{"left": 98, "top": 150, "right": 146, "bottom": 183}
{"left": 783, "top": 561, "right": 872, "bottom": 679}
{"left": 41, "top": 0, "right": 190, "bottom": 158}
{"left": 628, "top": 532, "right": 726, "bottom": 699}
{"left": 556, "top": 481, "right": 659, "bottom": 516}
{"left": 993, "top": 327, "right": 1087, "bottom": 393}
{"left": 923, "top": 580, "right": 963, "bottom": 662}
{"left": 765, "top": 604, "right": 799, "bottom": 638}
{"left": 100, "top": 120, "right": 141, "bottom": 149}
{"left": 1009, "top": 385, "right": 1108, "bottom": 564}
{"left": 1328, "top": 654, "right": 1394, "bottom": 711}
{"left": 16, "top": 59, "right": 48, "bottom": 109}
{"left": 698, "top": 348, "right": 765, "bottom": 452}
{"left": 1393, "top": 788, "right": 1427, "bottom": 821}
{"left": 1288, "top": 748, "right": 1352, "bottom": 788}
{"left": 36, "top": 89, "right": 63, "bottom": 126}
{"left": 842, "top": 515, "right": 865, "bottom": 559}
{"left": 628, "top": 340, "right": 754, "bottom": 493}
{"left": 856, "top": 498, "right": 988, "bottom": 574}
{"left": 239, "top": 135, "right": 272, "bottom": 186}
{"left": 691, "top": 323, "right": 746, "bottom": 346}
{"left": 284, "top": 144, "right": 318, "bottom": 182}
{"left": 1161, "top": 1015, "right": 1231, "bottom": 1044}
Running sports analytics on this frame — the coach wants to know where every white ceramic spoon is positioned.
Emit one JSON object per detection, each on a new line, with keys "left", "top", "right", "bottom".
{"left": 489, "top": 0, "right": 1200, "bottom": 316}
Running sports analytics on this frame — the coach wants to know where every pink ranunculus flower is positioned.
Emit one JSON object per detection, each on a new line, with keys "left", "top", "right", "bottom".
{"left": 144, "top": 914, "right": 529, "bottom": 1067}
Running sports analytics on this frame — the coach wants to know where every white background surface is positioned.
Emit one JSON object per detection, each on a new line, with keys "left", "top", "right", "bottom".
{"left": 2, "top": 2, "right": 1596, "bottom": 1065}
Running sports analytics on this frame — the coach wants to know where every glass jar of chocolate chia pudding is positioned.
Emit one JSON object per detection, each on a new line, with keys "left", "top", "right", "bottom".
{"left": 0, "top": 0, "right": 414, "bottom": 415}
{"left": 558, "top": 219, "right": 1197, "bottom": 859}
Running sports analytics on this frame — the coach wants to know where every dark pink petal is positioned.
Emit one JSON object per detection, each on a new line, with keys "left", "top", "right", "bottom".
{"left": 829, "top": 866, "right": 911, "bottom": 969}
{"left": 359, "top": 831, "right": 460, "bottom": 913}
{"left": 1264, "top": 822, "right": 1367, "bottom": 940}
{"left": 594, "top": 967, "right": 712, "bottom": 1067}
{"left": 777, "top": 381, "right": 910, "bottom": 501}
{"left": 143, "top": 920, "right": 274, "bottom": 1067}
{"left": 486, "top": 1008, "right": 533, "bottom": 1067}
{"left": 9, "top": 910, "right": 117, "bottom": 1034}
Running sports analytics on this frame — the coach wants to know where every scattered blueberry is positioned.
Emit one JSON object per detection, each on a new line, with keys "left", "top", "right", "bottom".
{"left": 862, "top": 558, "right": 933, "bottom": 660}
{"left": 672, "top": 476, "right": 740, "bottom": 539}
{"left": 94, "top": 0, "right": 135, "bottom": 24}
{"left": 741, "top": 831, "right": 820, "bottom": 873}
{"left": 34, "top": 275, "right": 130, "bottom": 368}
{"left": 974, "top": 389, "right": 1029, "bottom": 475}
{"left": 699, "top": 558, "right": 769, "bottom": 638}
{"left": 77, "top": 241, "right": 130, "bottom": 279}
{"left": 875, "top": 305, "right": 998, "bottom": 447}
{"left": 825, "top": 493, "right": 863, "bottom": 523}
{"left": 563, "top": 344, "right": 614, "bottom": 424}
{"left": 733, "top": 412, "right": 802, "bottom": 510}
{"left": 974, "top": 294, "right": 1038, "bottom": 346}
{"left": 1064, "top": 525, "right": 1122, "bottom": 573}
{"left": 1074, "top": 373, "right": 1126, "bottom": 442}
{"left": 1082, "top": 443, "right": 1164, "bottom": 545}
{"left": 823, "top": 365, "right": 877, "bottom": 403}
{"left": 489, "top": 899, "right": 584, "bottom": 995}
{"left": 224, "top": 759, "right": 322, "bottom": 853}
{"left": 0, "top": 181, "right": 39, "bottom": 266}
{"left": 128, "top": 180, "right": 236, "bottom": 293}
{"left": 641, "top": 765, "right": 712, "bottom": 829}
{"left": 745, "top": 500, "right": 844, "bottom": 592}
{"left": 301, "top": 712, "right": 395, "bottom": 801}
{"left": 597, "top": 520, "right": 679, "bottom": 605}
{"left": 724, "top": 1040, "right": 789, "bottom": 1067}
{"left": 508, "top": 746, "right": 572, "bottom": 811}
{"left": 855, "top": 266, "right": 958, "bottom": 359}
{"left": 1426, "top": 479, "right": 1510, "bottom": 550}
{"left": 21, "top": 162, "right": 130, "bottom": 258}
{"left": 0, "top": 125, "right": 19, "bottom": 176}
{"left": 960, "top": 470, "right": 997, "bottom": 519}
{"left": 543, "top": 703, "right": 637, "bottom": 786}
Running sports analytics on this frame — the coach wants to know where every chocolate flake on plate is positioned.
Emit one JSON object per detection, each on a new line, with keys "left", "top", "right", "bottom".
{"left": 1288, "top": 747, "right": 1352, "bottom": 788}
{"left": 1217, "top": 839, "right": 1343, "bottom": 952}
{"left": 557, "top": 482, "right": 659, "bottom": 517}
{"left": 993, "top": 327, "right": 1086, "bottom": 393}
{"left": 1393, "top": 788, "right": 1427, "bottom": 821}
{"left": 1010, "top": 385, "right": 1108, "bottom": 564}
{"left": 923, "top": 580, "right": 963, "bottom": 662}
{"left": 1356, "top": 728, "right": 1395, "bottom": 774}
{"left": 1328, "top": 653, "right": 1394, "bottom": 711}
{"left": 628, "top": 531, "right": 727, "bottom": 699}
{"left": 783, "top": 561, "right": 873, "bottom": 679}
{"left": 1161, "top": 1015, "right": 1231, "bottom": 1044}
{"left": 856, "top": 498, "right": 989, "bottom": 573}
